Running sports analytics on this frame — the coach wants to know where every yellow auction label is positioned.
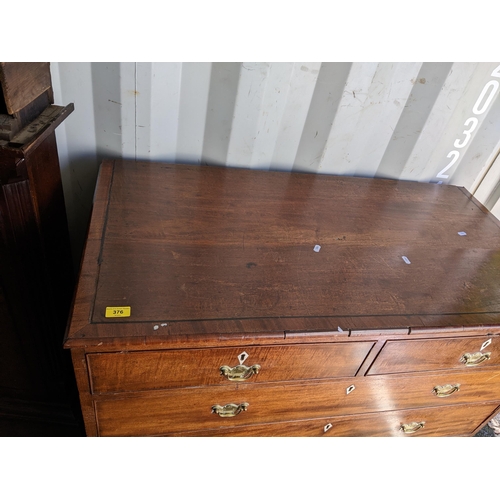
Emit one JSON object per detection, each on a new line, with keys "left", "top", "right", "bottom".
{"left": 105, "top": 306, "right": 131, "bottom": 318}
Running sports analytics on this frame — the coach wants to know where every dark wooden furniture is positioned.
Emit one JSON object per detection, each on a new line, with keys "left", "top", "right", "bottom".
{"left": 0, "top": 62, "right": 82, "bottom": 435}
{"left": 65, "top": 159, "right": 500, "bottom": 436}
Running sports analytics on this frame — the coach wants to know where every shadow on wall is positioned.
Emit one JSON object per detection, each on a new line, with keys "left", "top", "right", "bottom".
{"left": 61, "top": 63, "right": 135, "bottom": 269}
{"left": 60, "top": 154, "right": 99, "bottom": 271}
{"left": 62, "top": 152, "right": 132, "bottom": 272}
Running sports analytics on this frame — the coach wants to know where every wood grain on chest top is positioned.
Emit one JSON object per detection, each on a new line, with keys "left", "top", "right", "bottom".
{"left": 65, "top": 159, "right": 500, "bottom": 345}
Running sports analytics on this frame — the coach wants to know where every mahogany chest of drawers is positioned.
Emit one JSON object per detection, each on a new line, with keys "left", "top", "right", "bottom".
{"left": 64, "top": 159, "right": 500, "bottom": 436}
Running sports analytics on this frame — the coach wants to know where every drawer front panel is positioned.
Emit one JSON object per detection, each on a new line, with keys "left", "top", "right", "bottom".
{"left": 368, "top": 336, "right": 498, "bottom": 375}
{"left": 88, "top": 342, "right": 374, "bottom": 394}
{"left": 96, "top": 381, "right": 365, "bottom": 436}
{"left": 95, "top": 368, "right": 500, "bottom": 436}
{"left": 166, "top": 402, "right": 499, "bottom": 437}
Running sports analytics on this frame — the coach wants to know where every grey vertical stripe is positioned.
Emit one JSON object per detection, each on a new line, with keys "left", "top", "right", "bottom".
{"left": 176, "top": 62, "right": 211, "bottom": 164}
{"left": 375, "top": 62, "right": 454, "bottom": 179}
{"left": 135, "top": 62, "right": 152, "bottom": 161}
{"left": 91, "top": 62, "right": 123, "bottom": 160}
{"left": 293, "top": 62, "right": 352, "bottom": 173}
{"left": 202, "top": 62, "right": 241, "bottom": 166}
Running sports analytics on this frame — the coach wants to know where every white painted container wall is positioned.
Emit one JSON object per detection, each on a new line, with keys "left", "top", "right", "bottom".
{"left": 50, "top": 62, "right": 500, "bottom": 261}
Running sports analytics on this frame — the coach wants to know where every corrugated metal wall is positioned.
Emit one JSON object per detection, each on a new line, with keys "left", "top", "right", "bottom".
{"left": 50, "top": 62, "right": 500, "bottom": 261}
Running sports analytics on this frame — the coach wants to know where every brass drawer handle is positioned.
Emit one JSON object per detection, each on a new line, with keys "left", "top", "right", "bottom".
{"left": 400, "top": 421, "right": 425, "bottom": 434}
{"left": 220, "top": 364, "right": 261, "bottom": 381}
{"left": 432, "top": 383, "right": 460, "bottom": 397}
{"left": 460, "top": 352, "right": 491, "bottom": 366}
{"left": 211, "top": 403, "right": 249, "bottom": 417}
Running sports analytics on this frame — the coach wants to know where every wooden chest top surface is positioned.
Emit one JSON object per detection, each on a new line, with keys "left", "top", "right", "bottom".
{"left": 64, "top": 159, "right": 500, "bottom": 346}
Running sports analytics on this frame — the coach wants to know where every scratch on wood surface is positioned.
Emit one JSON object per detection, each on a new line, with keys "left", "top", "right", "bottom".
{"left": 485, "top": 372, "right": 500, "bottom": 382}
{"left": 388, "top": 293, "right": 404, "bottom": 313}
{"left": 376, "top": 256, "right": 393, "bottom": 271}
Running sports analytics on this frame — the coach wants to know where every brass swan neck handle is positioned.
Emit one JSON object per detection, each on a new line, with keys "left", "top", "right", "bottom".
{"left": 220, "top": 364, "right": 261, "bottom": 381}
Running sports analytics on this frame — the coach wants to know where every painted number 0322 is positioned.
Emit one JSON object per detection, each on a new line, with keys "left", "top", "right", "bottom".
{"left": 435, "top": 64, "right": 500, "bottom": 182}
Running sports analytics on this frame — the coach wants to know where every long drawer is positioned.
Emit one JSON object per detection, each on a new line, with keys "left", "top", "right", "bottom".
{"left": 87, "top": 342, "right": 374, "bottom": 393}
{"left": 165, "top": 402, "right": 500, "bottom": 437}
{"left": 368, "top": 336, "right": 498, "bottom": 375}
{"left": 94, "top": 367, "right": 500, "bottom": 436}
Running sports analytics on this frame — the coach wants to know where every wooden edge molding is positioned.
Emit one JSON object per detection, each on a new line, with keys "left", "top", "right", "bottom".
{"left": 64, "top": 162, "right": 114, "bottom": 344}
{"left": 0, "top": 104, "right": 74, "bottom": 156}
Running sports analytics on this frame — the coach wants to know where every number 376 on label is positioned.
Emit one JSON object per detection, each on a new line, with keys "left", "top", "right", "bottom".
{"left": 105, "top": 306, "right": 131, "bottom": 318}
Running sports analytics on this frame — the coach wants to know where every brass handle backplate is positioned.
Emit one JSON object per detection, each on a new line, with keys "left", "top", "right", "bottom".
{"left": 400, "top": 421, "right": 425, "bottom": 434}
{"left": 220, "top": 364, "right": 261, "bottom": 381}
{"left": 211, "top": 403, "right": 249, "bottom": 417}
{"left": 460, "top": 352, "right": 491, "bottom": 366}
{"left": 432, "top": 383, "right": 460, "bottom": 397}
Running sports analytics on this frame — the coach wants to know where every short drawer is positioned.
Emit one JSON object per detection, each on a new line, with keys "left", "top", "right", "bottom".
{"left": 94, "top": 367, "right": 500, "bottom": 436}
{"left": 165, "top": 402, "right": 500, "bottom": 437}
{"left": 368, "top": 336, "right": 498, "bottom": 375}
{"left": 87, "top": 342, "right": 374, "bottom": 394}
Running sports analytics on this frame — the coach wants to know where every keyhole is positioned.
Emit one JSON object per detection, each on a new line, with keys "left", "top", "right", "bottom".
{"left": 481, "top": 339, "right": 492, "bottom": 351}
{"left": 238, "top": 352, "right": 249, "bottom": 364}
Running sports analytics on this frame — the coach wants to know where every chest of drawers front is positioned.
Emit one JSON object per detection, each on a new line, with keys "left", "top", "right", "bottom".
{"left": 64, "top": 160, "right": 500, "bottom": 436}
{"left": 72, "top": 331, "right": 500, "bottom": 436}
